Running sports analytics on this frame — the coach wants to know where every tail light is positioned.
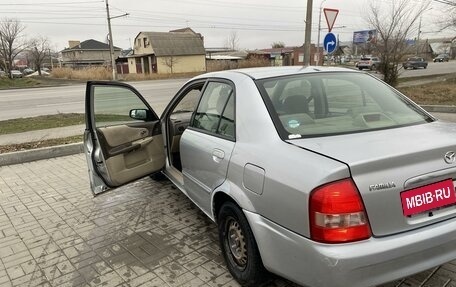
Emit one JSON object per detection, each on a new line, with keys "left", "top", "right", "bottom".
{"left": 309, "top": 179, "right": 371, "bottom": 243}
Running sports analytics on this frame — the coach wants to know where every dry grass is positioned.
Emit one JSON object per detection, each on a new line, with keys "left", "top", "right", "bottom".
{"left": 51, "top": 67, "right": 202, "bottom": 81}
{"left": 51, "top": 58, "right": 271, "bottom": 81}
{"left": 51, "top": 67, "right": 112, "bottom": 80}
{"left": 0, "top": 135, "right": 83, "bottom": 154}
{"left": 207, "top": 58, "right": 270, "bottom": 72}
{"left": 399, "top": 76, "right": 456, "bottom": 105}
{"left": 121, "top": 72, "right": 202, "bottom": 81}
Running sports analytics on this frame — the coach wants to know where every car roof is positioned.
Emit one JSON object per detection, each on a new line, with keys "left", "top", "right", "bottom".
{"left": 195, "top": 66, "right": 357, "bottom": 80}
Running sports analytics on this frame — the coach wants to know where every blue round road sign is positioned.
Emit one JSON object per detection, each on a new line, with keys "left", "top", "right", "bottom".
{"left": 323, "top": 33, "right": 337, "bottom": 54}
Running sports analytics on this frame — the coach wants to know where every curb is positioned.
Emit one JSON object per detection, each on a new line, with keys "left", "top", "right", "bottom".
{"left": 0, "top": 142, "right": 83, "bottom": 167}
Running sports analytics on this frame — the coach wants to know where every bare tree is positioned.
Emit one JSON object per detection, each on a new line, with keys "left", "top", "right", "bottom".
{"left": 441, "top": 0, "right": 456, "bottom": 31}
{"left": 0, "top": 18, "right": 27, "bottom": 78}
{"left": 162, "top": 55, "right": 179, "bottom": 74}
{"left": 225, "top": 31, "right": 239, "bottom": 51}
{"left": 366, "top": 0, "right": 431, "bottom": 86}
{"left": 29, "top": 36, "right": 50, "bottom": 75}
{"left": 271, "top": 41, "right": 285, "bottom": 48}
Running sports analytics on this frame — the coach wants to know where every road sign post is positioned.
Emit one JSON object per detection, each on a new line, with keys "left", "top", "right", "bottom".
{"left": 323, "top": 32, "right": 337, "bottom": 54}
{"left": 323, "top": 8, "right": 339, "bottom": 32}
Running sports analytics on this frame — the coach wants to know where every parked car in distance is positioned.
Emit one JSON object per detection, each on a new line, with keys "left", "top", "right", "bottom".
{"left": 402, "top": 57, "right": 428, "bottom": 69}
{"left": 433, "top": 54, "right": 450, "bottom": 62}
{"left": 84, "top": 67, "right": 456, "bottom": 287}
{"left": 0, "top": 70, "right": 6, "bottom": 78}
{"left": 357, "top": 56, "right": 381, "bottom": 70}
{"left": 11, "top": 70, "right": 23, "bottom": 78}
{"left": 22, "top": 68, "right": 34, "bottom": 75}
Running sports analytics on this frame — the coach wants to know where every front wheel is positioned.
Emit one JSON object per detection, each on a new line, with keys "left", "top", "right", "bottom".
{"left": 217, "top": 202, "right": 267, "bottom": 286}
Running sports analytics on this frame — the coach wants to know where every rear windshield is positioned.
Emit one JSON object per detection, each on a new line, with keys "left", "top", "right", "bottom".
{"left": 256, "top": 72, "right": 432, "bottom": 139}
{"left": 360, "top": 57, "right": 371, "bottom": 60}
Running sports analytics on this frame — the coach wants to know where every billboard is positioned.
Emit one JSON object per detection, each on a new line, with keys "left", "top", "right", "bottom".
{"left": 353, "top": 30, "right": 377, "bottom": 44}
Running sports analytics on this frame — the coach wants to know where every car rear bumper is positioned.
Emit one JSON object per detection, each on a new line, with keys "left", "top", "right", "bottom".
{"left": 245, "top": 210, "right": 456, "bottom": 287}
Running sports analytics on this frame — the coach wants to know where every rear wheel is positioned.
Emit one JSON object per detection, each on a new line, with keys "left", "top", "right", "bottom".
{"left": 217, "top": 202, "right": 267, "bottom": 286}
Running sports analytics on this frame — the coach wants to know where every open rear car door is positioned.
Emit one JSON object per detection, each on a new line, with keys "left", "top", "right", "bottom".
{"left": 84, "top": 81, "right": 165, "bottom": 195}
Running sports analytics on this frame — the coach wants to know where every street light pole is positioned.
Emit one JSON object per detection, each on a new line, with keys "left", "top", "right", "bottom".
{"left": 316, "top": 0, "right": 327, "bottom": 66}
{"left": 105, "top": 0, "right": 117, "bottom": 80}
{"left": 303, "top": 0, "right": 313, "bottom": 66}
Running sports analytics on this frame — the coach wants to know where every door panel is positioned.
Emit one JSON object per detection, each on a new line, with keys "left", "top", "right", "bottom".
{"left": 84, "top": 81, "right": 165, "bottom": 195}
{"left": 181, "top": 130, "right": 235, "bottom": 213}
{"left": 180, "top": 81, "right": 236, "bottom": 214}
{"left": 96, "top": 122, "right": 165, "bottom": 186}
{"left": 97, "top": 125, "right": 150, "bottom": 148}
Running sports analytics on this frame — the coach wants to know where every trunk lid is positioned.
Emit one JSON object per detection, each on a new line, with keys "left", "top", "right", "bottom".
{"left": 289, "top": 121, "right": 456, "bottom": 236}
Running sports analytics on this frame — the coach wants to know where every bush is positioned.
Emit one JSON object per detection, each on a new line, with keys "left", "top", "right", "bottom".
{"left": 51, "top": 67, "right": 202, "bottom": 81}
{"left": 51, "top": 67, "right": 112, "bottom": 80}
{"left": 207, "top": 58, "right": 270, "bottom": 72}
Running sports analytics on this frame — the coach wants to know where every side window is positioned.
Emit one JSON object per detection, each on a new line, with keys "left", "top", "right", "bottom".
{"left": 171, "top": 87, "right": 202, "bottom": 115}
{"left": 93, "top": 85, "right": 151, "bottom": 127}
{"left": 192, "top": 82, "right": 235, "bottom": 139}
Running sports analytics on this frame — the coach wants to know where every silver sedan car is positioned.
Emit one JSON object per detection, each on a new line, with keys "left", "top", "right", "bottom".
{"left": 84, "top": 66, "right": 456, "bottom": 287}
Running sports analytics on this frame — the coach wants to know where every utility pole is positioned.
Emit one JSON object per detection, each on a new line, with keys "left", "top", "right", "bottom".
{"left": 105, "top": 0, "right": 117, "bottom": 80}
{"left": 303, "top": 0, "right": 313, "bottom": 66}
{"left": 316, "top": 0, "right": 327, "bottom": 66}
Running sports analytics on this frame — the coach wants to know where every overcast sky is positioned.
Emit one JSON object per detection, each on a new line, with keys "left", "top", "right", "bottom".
{"left": 1, "top": 0, "right": 453, "bottom": 51}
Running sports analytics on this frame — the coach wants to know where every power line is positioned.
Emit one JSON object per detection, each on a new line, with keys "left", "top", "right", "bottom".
{"left": 0, "top": 1, "right": 102, "bottom": 5}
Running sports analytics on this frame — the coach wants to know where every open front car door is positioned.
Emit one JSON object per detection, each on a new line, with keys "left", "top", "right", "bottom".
{"left": 84, "top": 81, "right": 165, "bottom": 195}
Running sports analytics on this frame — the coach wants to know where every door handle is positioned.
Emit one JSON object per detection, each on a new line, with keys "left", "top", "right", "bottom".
{"left": 212, "top": 149, "right": 225, "bottom": 163}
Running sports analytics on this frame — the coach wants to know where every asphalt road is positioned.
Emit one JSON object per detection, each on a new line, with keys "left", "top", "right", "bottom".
{"left": 398, "top": 60, "right": 454, "bottom": 78}
{"left": 0, "top": 61, "right": 454, "bottom": 121}
{"left": 0, "top": 78, "right": 188, "bottom": 121}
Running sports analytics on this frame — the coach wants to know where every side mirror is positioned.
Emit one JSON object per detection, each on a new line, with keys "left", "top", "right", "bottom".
{"left": 129, "top": 109, "right": 149, "bottom": 120}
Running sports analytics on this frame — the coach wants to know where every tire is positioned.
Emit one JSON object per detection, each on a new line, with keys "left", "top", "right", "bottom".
{"left": 371, "top": 65, "right": 376, "bottom": 70}
{"left": 217, "top": 202, "right": 267, "bottom": 286}
{"left": 358, "top": 67, "right": 363, "bottom": 70}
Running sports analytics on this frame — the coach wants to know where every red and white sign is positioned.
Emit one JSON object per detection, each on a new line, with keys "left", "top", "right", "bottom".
{"left": 323, "top": 8, "right": 339, "bottom": 32}
{"left": 400, "top": 179, "right": 456, "bottom": 216}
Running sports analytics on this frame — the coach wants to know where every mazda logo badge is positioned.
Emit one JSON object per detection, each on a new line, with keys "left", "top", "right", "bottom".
{"left": 444, "top": 151, "right": 456, "bottom": 164}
